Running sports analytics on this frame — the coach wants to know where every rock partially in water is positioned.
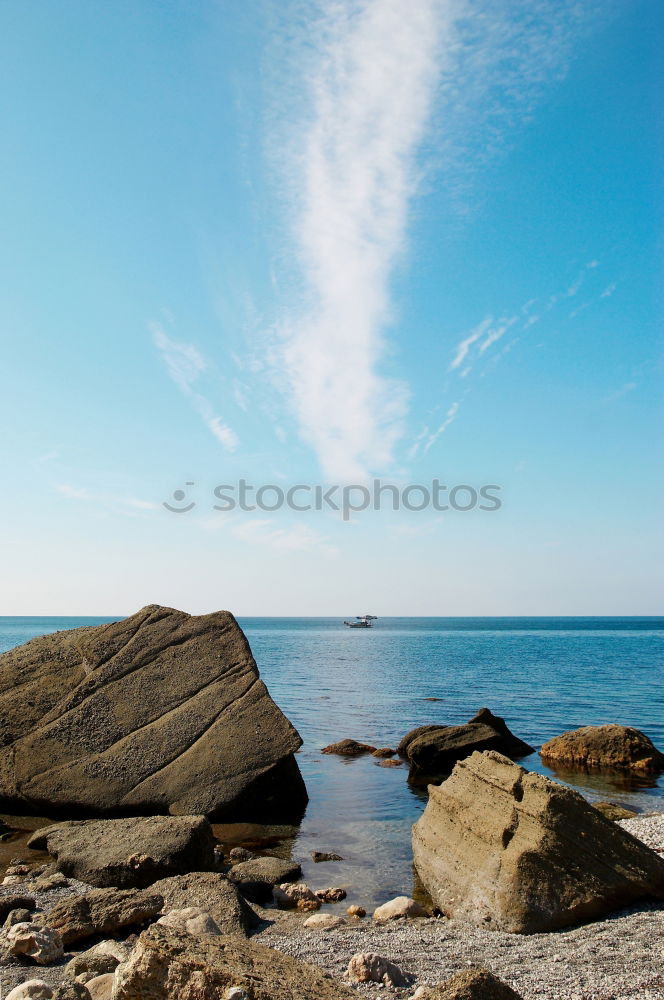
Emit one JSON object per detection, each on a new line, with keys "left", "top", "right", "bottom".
{"left": 346, "top": 904, "right": 366, "bottom": 918}
{"left": 0, "top": 605, "right": 307, "bottom": 822}
{"left": 371, "top": 748, "right": 396, "bottom": 758}
{"left": 311, "top": 851, "right": 343, "bottom": 863}
{"left": 315, "top": 887, "right": 346, "bottom": 903}
{"left": 112, "top": 923, "right": 354, "bottom": 999}
{"left": 321, "top": 739, "right": 377, "bottom": 756}
{"left": 272, "top": 883, "right": 319, "bottom": 909}
{"left": 402, "top": 709, "right": 534, "bottom": 781}
{"left": 228, "top": 857, "right": 301, "bottom": 903}
{"left": 413, "top": 750, "right": 664, "bottom": 933}
{"left": 149, "top": 871, "right": 259, "bottom": 937}
{"left": 540, "top": 724, "right": 664, "bottom": 773}
{"left": 593, "top": 801, "right": 639, "bottom": 821}
{"left": 27, "top": 815, "right": 215, "bottom": 889}
{"left": 45, "top": 887, "right": 163, "bottom": 945}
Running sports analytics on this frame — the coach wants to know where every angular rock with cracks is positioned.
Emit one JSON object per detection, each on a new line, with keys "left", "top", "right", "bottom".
{"left": 412, "top": 750, "right": 664, "bottom": 933}
{"left": 112, "top": 923, "right": 354, "bottom": 999}
{"left": 27, "top": 815, "right": 215, "bottom": 889}
{"left": 0, "top": 605, "right": 307, "bottom": 820}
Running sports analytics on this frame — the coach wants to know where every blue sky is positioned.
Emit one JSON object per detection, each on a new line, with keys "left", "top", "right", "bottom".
{"left": 1, "top": 0, "right": 662, "bottom": 615}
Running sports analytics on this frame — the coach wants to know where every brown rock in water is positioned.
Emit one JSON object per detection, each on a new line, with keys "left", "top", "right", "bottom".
{"left": 311, "top": 850, "right": 343, "bottom": 863}
{"left": 412, "top": 750, "right": 664, "bottom": 933}
{"left": 540, "top": 724, "right": 664, "bottom": 773}
{"left": 371, "top": 747, "right": 396, "bottom": 757}
{"left": 0, "top": 605, "right": 307, "bottom": 821}
{"left": 593, "top": 801, "right": 639, "bottom": 821}
{"left": 149, "top": 871, "right": 259, "bottom": 936}
{"left": 400, "top": 709, "right": 534, "bottom": 780}
{"left": 27, "top": 815, "right": 215, "bottom": 889}
{"left": 416, "top": 968, "right": 523, "bottom": 999}
{"left": 112, "top": 923, "right": 354, "bottom": 999}
{"left": 315, "top": 886, "right": 346, "bottom": 902}
{"left": 45, "top": 887, "right": 163, "bottom": 945}
{"left": 377, "top": 758, "right": 403, "bottom": 767}
{"left": 321, "top": 739, "right": 377, "bottom": 756}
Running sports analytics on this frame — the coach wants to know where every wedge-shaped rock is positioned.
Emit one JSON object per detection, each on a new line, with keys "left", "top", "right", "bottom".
{"left": 27, "top": 815, "right": 215, "bottom": 889}
{"left": 540, "top": 724, "right": 664, "bottom": 773}
{"left": 402, "top": 709, "right": 534, "bottom": 781}
{"left": 0, "top": 605, "right": 306, "bottom": 820}
{"left": 412, "top": 750, "right": 664, "bottom": 933}
{"left": 112, "top": 923, "right": 354, "bottom": 1000}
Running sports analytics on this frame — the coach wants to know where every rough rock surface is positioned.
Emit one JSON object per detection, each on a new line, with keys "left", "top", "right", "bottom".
{"left": 44, "top": 887, "right": 163, "bottom": 945}
{"left": 303, "top": 913, "right": 346, "bottom": 930}
{"left": 403, "top": 709, "right": 534, "bottom": 780}
{"left": 65, "top": 939, "right": 131, "bottom": 982}
{"left": 0, "top": 604, "right": 307, "bottom": 820}
{"left": 0, "top": 895, "right": 37, "bottom": 922}
{"left": 149, "top": 871, "right": 259, "bottom": 936}
{"left": 311, "top": 851, "right": 343, "bottom": 863}
{"left": 540, "top": 724, "right": 664, "bottom": 773}
{"left": 112, "top": 923, "right": 354, "bottom": 999}
{"left": 321, "top": 739, "right": 377, "bottom": 756}
{"left": 315, "top": 887, "right": 346, "bottom": 903}
{"left": 27, "top": 815, "right": 215, "bottom": 889}
{"left": 4, "top": 923, "right": 64, "bottom": 964}
{"left": 51, "top": 985, "right": 92, "bottom": 1000}
{"left": 347, "top": 952, "right": 409, "bottom": 987}
{"left": 82, "top": 976, "right": 113, "bottom": 1000}
{"left": 412, "top": 750, "right": 664, "bottom": 932}
{"left": 157, "top": 906, "right": 221, "bottom": 936}
{"left": 5, "top": 983, "right": 55, "bottom": 1000}
{"left": 228, "top": 856, "right": 302, "bottom": 902}
{"left": 593, "top": 801, "right": 639, "bottom": 821}
{"left": 273, "top": 883, "right": 319, "bottom": 909}
{"left": 415, "top": 968, "right": 523, "bottom": 999}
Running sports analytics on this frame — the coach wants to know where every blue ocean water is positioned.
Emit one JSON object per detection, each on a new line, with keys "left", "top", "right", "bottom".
{"left": 1, "top": 616, "right": 663, "bottom": 905}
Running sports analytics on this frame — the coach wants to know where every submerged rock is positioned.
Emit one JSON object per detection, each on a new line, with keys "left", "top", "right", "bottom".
{"left": 540, "top": 724, "right": 664, "bottom": 773}
{"left": 112, "top": 923, "right": 354, "bottom": 999}
{"left": 27, "top": 815, "right": 215, "bottom": 889}
{"left": 0, "top": 605, "right": 307, "bottom": 821}
{"left": 412, "top": 750, "right": 664, "bottom": 933}
{"left": 228, "top": 856, "right": 302, "bottom": 902}
{"left": 402, "top": 709, "right": 534, "bottom": 781}
{"left": 311, "top": 851, "right": 343, "bottom": 863}
{"left": 321, "top": 739, "right": 377, "bottom": 756}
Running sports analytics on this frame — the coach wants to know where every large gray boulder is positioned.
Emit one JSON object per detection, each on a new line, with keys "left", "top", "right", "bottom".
{"left": 112, "top": 923, "right": 354, "bottom": 999}
{"left": 412, "top": 750, "right": 664, "bottom": 933}
{"left": 27, "top": 815, "right": 215, "bottom": 889}
{"left": 0, "top": 605, "right": 307, "bottom": 820}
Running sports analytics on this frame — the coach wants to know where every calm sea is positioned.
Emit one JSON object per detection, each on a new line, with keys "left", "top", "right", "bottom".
{"left": 1, "top": 616, "right": 663, "bottom": 905}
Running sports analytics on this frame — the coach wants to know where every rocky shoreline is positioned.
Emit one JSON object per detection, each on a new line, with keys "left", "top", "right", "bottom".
{"left": 1, "top": 608, "right": 663, "bottom": 999}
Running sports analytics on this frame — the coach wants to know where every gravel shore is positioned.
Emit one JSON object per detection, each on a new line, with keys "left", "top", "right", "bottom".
{"left": 259, "top": 813, "right": 664, "bottom": 1000}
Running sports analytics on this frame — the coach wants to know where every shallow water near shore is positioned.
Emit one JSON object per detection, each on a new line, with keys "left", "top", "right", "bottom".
{"left": 0, "top": 615, "right": 662, "bottom": 907}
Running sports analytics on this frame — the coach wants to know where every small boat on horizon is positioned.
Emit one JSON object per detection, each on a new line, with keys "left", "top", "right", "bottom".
{"left": 343, "top": 615, "right": 377, "bottom": 628}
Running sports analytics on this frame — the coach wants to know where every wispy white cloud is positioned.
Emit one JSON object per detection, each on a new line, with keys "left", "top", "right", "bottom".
{"left": 55, "top": 483, "right": 159, "bottom": 513}
{"left": 424, "top": 401, "right": 460, "bottom": 452}
{"left": 276, "top": 0, "right": 445, "bottom": 480}
{"left": 272, "top": 0, "right": 608, "bottom": 475}
{"left": 151, "top": 323, "right": 238, "bottom": 452}
{"left": 232, "top": 518, "right": 337, "bottom": 556}
{"left": 449, "top": 316, "right": 493, "bottom": 371}
{"left": 604, "top": 381, "right": 637, "bottom": 403}
{"left": 601, "top": 282, "right": 617, "bottom": 298}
